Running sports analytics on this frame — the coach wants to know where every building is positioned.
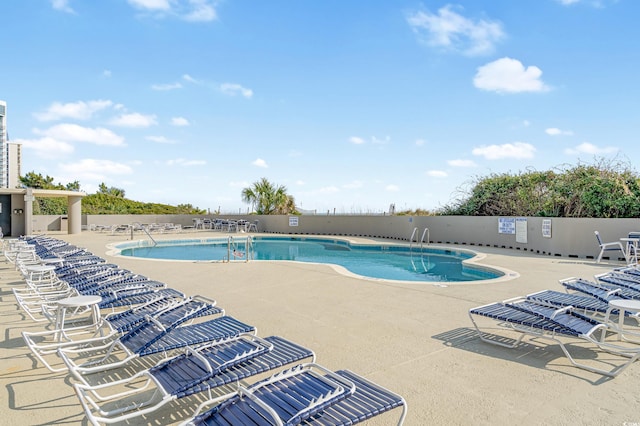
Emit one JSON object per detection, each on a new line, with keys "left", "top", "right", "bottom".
{"left": 0, "top": 100, "right": 7, "bottom": 188}
{"left": 0, "top": 101, "right": 23, "bottom": 189}
{"left": 8, "top": 142, "right": 21, "bottom": 188}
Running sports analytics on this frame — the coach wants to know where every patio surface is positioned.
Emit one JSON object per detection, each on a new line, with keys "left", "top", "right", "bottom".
{"left": 1, "top": 230, "right": 639, "bottom": 425}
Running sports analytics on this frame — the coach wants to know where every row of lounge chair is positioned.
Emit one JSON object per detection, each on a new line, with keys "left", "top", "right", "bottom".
{"left": 6, "top": 235, "right": 407, "bottom": 425}
{"left": 469, "top": 264, "right": 640, "bottom": 377}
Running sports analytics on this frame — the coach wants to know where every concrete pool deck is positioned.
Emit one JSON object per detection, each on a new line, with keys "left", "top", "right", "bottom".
{"left": 1, "top": 231, "right": 639, "bottom": 425}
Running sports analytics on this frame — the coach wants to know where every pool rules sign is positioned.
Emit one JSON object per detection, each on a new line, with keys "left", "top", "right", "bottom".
{"left": 498, "top": 217, "right": 527, "bottom": 243}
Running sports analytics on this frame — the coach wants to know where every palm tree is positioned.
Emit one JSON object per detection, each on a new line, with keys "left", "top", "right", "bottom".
{"left": 241, "top": 178, "right": 297, "bottom": 214}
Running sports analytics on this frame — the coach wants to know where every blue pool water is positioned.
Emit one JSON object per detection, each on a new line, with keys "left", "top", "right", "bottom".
{"left": 117, "top": 237, "right": 503, "bottom": 282}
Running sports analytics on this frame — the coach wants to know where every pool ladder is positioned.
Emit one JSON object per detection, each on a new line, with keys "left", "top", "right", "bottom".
{"left": 131, "top": 222, "right": 157, "bottom": 246}
{"left": 225, "top": 235, "right": 254, "bottom": 263}
{"left": 409, "top": 227, "right": 429, "bottom": 249}
{"left": 409, "top": 227, "right": 430, "bottom": 272}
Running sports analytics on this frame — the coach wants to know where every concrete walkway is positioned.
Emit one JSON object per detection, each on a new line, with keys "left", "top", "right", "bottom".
{"left": 1, "top": 231, "right": 639, "bottom": 425}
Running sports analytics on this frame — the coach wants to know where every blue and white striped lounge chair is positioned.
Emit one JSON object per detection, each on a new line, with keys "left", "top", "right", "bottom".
{"left": 561, "top": 277, "right": 640, "bottom": 301}
{"left": 57, "top": 315, "right": 256, "bottom": 375}
{"left": 595, "top": 272, "right": 640, "bottom": 293}
{"left": 72, "top": 334, "right": 316, "bottom": 424}
{"left": 104, "top": 295, "right": 223, "bottom": 333}
{"left": 22, "top": 296, "right": 225, "bottom": 372}
{"left": 182, "top": 363, "right": 407, "bottom": 426}
{"left": 469, "top": 297, "right": 640, "bottom": 376}
{"left": 526, "top": 289, "right": 640, "bottom": 325}
{"left": 615, "top": 265, "right": 640, "bottom": 278}
{"left": 527, "top": 289, "right": 615, "bottom": 316}
{"left": 98, "top": 287, "right": 185, "bottom": 310}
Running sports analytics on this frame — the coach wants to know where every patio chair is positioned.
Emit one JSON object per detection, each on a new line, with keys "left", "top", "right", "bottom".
{"left": 56, "top": 315, "right": 256, "bottom": 375}
{"left": 594, "top": 231, "right": 626, "bottom": 263}
{"left": 469, "top": 297, "right": 640, "bottom": 376}
{"left": 247, "top": 220, "right": 259, "bottom": 232}
{"left": 72, "top": 334, "right": 315, "bottom": 424}
{"left": 182, "top": 363, "right": 407, "bottom": 426}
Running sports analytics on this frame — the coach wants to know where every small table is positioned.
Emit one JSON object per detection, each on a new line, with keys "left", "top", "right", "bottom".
{"left": 54, "top": 295, "right": 102, "bottom": 342}
{"left": 605, "top": 299, "right": 640, "bottom": 341}
{"left": 24, "top": 264, "right": 58, "bottom": 283}
{"left": 620, "top": 237, "right": 640, "bottom": 264}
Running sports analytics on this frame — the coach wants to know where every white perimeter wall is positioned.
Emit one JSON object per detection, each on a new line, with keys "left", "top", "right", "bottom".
{"left": 29, "top": 214, "right": 640, "bottom": 261}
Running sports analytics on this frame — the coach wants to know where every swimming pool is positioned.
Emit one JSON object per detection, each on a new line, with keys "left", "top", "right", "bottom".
{"left": 114, "top": 236, "right": 507, "bottom": 283}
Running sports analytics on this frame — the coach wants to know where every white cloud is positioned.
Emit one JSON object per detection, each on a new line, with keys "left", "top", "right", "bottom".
{"left": 13, "top": 137, "right": 74, "bottom": 158}
{"left": 146, "top": 135, "right": 175, "bottom": 144}
{"left": 474, "top": 57, "right": 550, "bottom": 93}
{"left": 349, "top": 136, "right": 365, "bottom": 145}
{"left": 564, "top": 142, "right": 618, "bottom": 155}
{"left": 34, "top": 100, "right": 113, "bottom": 121}
{"left": 557, "top": 0, "right": 580, "bottom": 4}
{"left": 406, "top": 5, "right": 505, "bottom": 56}
{"left": 166, "top": 158, "right": 207, "bottom": 166}
{"left": 127, "top": 0, "right": 217, "bottom": 21}
{"left": 59, "top": 159, "right": 133, "bottom": 181}
{"left": 545, "top": 127, "right": 574, "bottom": 136}
{"left": 220, "top": 83, "right": 253, "bottom": 98}
{"left": 385, "top": 184, "right": 400, "bottom": 192}
{"left": 448, "top": 159, "right": 477, "bottom": 167}
{"left": 127, "top": 0, "right": 171, "bottom": 11}
{"left": 472, "top": 142, "right": 536, "bottom": 160}
{"left": 170, "top": 117, "right": 190, "bottom": 126}
{"left": 183, "top": 0, "right": 217, "bottom": 22}
{"left": 415, "top": 139, "right": 426, "bottom": 146}
{"left": 51, "top": 0, "right": 75, "bottom": 13}
{"left": 151, "top": 82, "right": 183, "bottom": 91}
{"left": 34, "top": 123, "right": 125, "bottom": 146}
{"left": 426, "top": 170, "right": 448, "bottom": 177}
{"left": 183, "top": 74, "right": 199, "bottom": 84}
{"left": 110, "top": 112, "right": 158, "bottom": 128}
{"left": 252, "top": 158, "right": 268, "bottom": 168}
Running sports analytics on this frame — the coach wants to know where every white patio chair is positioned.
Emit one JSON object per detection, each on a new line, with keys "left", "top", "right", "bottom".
{"left": 595, "top": 231, "right": 626, "bottom": 263}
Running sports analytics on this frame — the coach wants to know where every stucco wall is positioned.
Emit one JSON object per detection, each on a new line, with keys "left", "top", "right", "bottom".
{"left": 45, "top": 214, "right": 640, "bottom": 261}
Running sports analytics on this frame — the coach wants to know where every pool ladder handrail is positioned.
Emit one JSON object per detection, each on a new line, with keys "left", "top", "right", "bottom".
{"left": 409, "top": 227, "right": 429, "bottom": 250}
{"left": 420, "top": 228, "right": 429, "bottom": 248}
{"left": 409, "top": 227, "right": 430, "bottom": 272}
{"left": 226, "top": 236, "right": 253, "bottom": 263}
{"left": 131, "top": 222, "right": 157, "bottom": 246}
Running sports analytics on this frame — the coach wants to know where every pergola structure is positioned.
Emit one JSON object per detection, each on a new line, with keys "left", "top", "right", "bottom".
{"left": 0, "top": 188, "right": 86, "bottom": 236}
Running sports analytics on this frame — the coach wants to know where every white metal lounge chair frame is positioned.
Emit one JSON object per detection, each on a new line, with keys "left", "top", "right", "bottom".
{"left": 23, "top": 295, "right": 220, "bottom": 372}
{"left": 469, "top": 296, "right": 640, "bottom": 377}
{"left": 57, "top": 315, "right": 257, "bottom": 376}
{"left": 72, "top": 334, "right": 316, "bottom": 425}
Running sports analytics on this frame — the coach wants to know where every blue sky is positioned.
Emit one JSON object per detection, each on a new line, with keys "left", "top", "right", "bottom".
{"left": 2, "top": 0, "right": 638, "bottom": 214}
